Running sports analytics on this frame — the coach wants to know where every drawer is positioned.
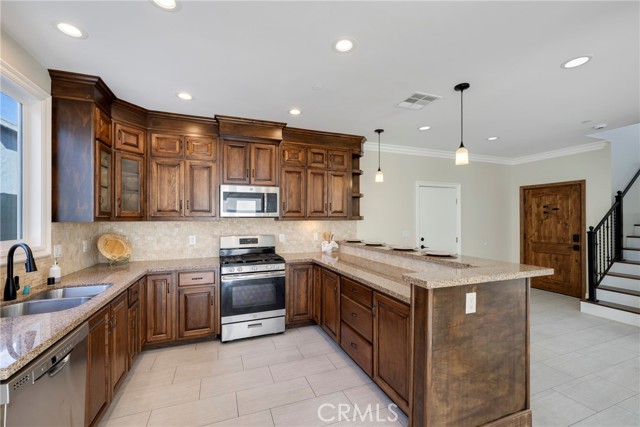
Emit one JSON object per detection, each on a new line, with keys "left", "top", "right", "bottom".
{"left": 340, "top": 322, "right": 373, "bottom": 376}
{"left": 340, "top": 277, "right": 372, "bottom": 307}
{"left": 340, "top": 295, "right": 373, "bottom": 342}
{"left": 179, "top": 271, "right": 215, "bottom": 286}
{"left": 128, "top": 280, "right": 140, "bottom": 306}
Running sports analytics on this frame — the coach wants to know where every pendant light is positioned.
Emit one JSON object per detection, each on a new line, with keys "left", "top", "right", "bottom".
{"left": 374, "top": 129, "right": 384, "bottom": 183}
{"left": 454, "top": 82, "right": 470, "bottom": 166}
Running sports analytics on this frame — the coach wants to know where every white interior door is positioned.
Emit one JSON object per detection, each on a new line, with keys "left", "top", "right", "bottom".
{"left": 416, "top": 183, "right": 461, "bottom": 253}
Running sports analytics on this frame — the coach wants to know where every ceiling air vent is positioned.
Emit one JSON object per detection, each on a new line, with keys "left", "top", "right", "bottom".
{"left": 396, "top": 92, "right": 442, "bottom": 110}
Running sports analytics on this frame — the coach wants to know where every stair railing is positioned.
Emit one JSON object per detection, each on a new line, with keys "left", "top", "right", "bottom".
{"left": 587, "top": 168, "right": 640, "bottom": 301}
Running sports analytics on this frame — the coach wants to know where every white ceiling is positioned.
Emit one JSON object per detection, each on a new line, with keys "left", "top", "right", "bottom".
{"left": 1, "top": 1, "right": 639, "bottom": 158}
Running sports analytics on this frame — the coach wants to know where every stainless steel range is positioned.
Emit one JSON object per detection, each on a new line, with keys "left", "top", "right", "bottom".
{"left": 219, "top": 235, "right": 285, "bottom": 342}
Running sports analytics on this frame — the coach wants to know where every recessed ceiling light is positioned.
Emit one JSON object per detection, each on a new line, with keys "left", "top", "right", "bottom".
{"left": 418, "top": 126, "right": 431, "bottom": 131}
{"left": 56, "top": 22, "right": 84, "bottom": 38}
{"left": 176, "top": 92, "right": 192, "bottom": 101}
{"left": 288, "top": 108, "right": 302, "bottom": 116}
{"left": 487, "top": 136, "right": 499, "bottom": 141}
{"left": 562, "top": 56, "right": 591, "bottom": 69}
{"left": 152, "top": 0, "right": 177, "bottom": 10}
{"left": 334, "top": 38, "right": 356, "bottom": 53}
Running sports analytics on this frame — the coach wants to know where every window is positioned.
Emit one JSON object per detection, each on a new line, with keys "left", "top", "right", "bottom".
{"left": 1, "top": 92, "right": 23, "bottom": 241}
{"left": 0, "top": 59, "right": 51, "bottom": 262}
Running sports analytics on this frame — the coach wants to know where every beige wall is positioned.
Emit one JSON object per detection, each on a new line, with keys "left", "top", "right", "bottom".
{"left": 357, "top": 145, "right": 612, "bottom": 264}
{"left": 357, "top": 152, "right": 512, "bottom": 261}
{"left": 507, "top": 145, "right": 612, "bottom": 263}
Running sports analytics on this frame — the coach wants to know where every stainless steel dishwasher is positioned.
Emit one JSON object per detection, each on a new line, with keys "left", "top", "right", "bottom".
{"left": 0, "top": 322, "right": 89, "bottom": 427}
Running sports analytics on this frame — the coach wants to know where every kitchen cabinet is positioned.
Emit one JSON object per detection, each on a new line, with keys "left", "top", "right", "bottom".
{"left": 286, "top": 263, "right": 314, "bottom": 325}
{"left": 115, "top": 151, "right": 145, "bottom": 219}
{"left": 95, "top": 141, "right": 113, "bottom": 219}
{"left": 281, "top": 143, "right": 306, "bottom": 167}
{"left": 95, "top": 107, "right": 112, "bottom": 146}
{"left": 177, "top": 271, "right": 217, "bottom": 339}
{"left": 114, "top": 122, "right": 145, "bottom": 155}
{"left": 281, "top": 167, "right": 306, "bottom": 218}
{"left": 373, "top": 292, "right": 411, "bottom": 413}
{"left": 128, "top": 278, "right": 142, "bottom": 367}
{"left": 321, "top": 268, "right": 340, "bottom": 342}
{"left": 145, "top": 273, "right": 176, "bottom": 343}
{"left": 306, "top": 170, "right": 348, "bottom": 218}
{"left": 110, "top": 293, "right": 128, "bottom": 396}
{"left": 312, "top": 266, "right": 322, "bottom": 324}
{"left": 150, "top": 133, "right": 217, "bottom": 161}
{"left": 222, "top": 139, "right": 278, "bottom": 186}
{"left": 86, "top": 306, "right": 110, "bottom": 427}
{"left": 149, "top": 158, "right": 216, "bottom": 218}
{"left": 340, "top": 277, "right": 373, "bottom": 376}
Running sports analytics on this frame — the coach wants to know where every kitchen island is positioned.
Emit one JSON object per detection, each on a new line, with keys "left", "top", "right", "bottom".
{"left": 1, "top": 245, "right": 551, "bottom": 427}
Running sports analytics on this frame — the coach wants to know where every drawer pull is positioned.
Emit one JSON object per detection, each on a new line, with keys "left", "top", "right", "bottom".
{"left": 192, "top": 277, "right": 204, "bottom": 280}
{"left": 350, "top": 342, "right": 358, "bottom": 349}
{"left": 351, "top": 312, "right": 357, "bottom": 318}
{"left": 247, "top": 322, "right": 263, "bottom": 329}
{"left": 351, "top": 288, "right": 358, "bottom": 294}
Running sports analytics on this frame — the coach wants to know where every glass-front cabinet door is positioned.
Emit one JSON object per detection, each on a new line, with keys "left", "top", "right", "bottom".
{"left": 115, "top": 151, "right": 144, "bottom": 219}
{"left": 95, "top": 141, "right": 112, "bottom": 219}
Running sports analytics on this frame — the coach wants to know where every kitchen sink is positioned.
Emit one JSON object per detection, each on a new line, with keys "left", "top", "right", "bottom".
{"left": 1, "top": 297, "right": 92, "bottom": 318}
{"left": 29, "top": 284, "right": 112, "bottom": 300}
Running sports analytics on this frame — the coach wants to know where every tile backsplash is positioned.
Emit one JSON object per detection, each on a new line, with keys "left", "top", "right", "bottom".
{"left": 1, "top": 219, "right": 355, "bottom": 300}
{"left": 98, "top": 219, "right": 356, "bottom": 262}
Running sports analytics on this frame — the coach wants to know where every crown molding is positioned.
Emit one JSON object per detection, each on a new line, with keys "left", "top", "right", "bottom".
{"left": 363, "top": 140, "right": 609, "bottom": 166}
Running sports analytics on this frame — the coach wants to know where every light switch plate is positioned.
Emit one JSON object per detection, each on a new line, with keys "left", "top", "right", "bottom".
{"left": 465, "top": 292, "right": 476, "bottom": 314}
{"left": 189, "top": 235, "right": 196, "bottom": 245}
{"left": 279, "top": 234, "right": 285, "bottom": 243}
{"left": 82, "top": 240, "right": 88, "bottom": 253}
{"left": 53, "top": 245, "right": 63, "bottom": 258}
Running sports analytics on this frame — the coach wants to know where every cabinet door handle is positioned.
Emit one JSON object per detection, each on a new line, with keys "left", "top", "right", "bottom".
{"left": 186, "top": 141, "right": 189, "bottom": 152}
{"left": 118, "top": 129, "right": 122, "bottom": 140}
{"left": 329, "top": 202, "right": 332, "bottom": 211}
{"left": 186, "top": 200, "right": 190, "bottom": 210}
{"left": 246, "top": 168, "right": 249, "bottom": 178}
{"left": 167, "top": 285, "right": 170, "bottom": 294}
{"left": 180, "top": 200, "right": 183, "bottom": 210}
{"left": 118, "top": 198, "right": 121, "bottom": 208}
{"left": 282, "top": 201, "right": 286, "bottom": 212}
{"left": 99, "top": 195, "right": 103, "bottom": 205}
{"left": 325, "top": 202, "right": 328, "bottom": 212}
{"left": 210, "top": 294, "right": 214, "bottom": 306}
{"left": 372, "top": 305, "right": 376, "bottom": 317}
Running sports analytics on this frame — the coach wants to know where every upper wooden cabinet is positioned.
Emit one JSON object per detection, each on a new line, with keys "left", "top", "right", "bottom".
{"left": 222, "top": 140, "right": 278, "bottom": 186}
{"left": 308, "top": 148, "right": 349, "bottom": 170}
{"left": 95, "top": 107, "right": 112, "bottom": 146}
{"left": 150, "top": 132, "right": 217, "bottom": 160}
{"left": 281, "top": 144, "right": 306, "bottom": 167}
{"left": 114, "top": 122, "right": 145, "bottom": 155}
{"left": 115, "top": 151, "right": 145, "bottom": 219}
{"left": 281, "top": 167, "right": 306, "bottom": 218}
{"left": 95, "top": 141, "right": 113, "bottom": 220}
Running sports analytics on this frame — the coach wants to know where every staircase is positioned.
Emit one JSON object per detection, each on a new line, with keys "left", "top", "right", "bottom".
{"left": 582, "top": 170, "right": 640, "bottom": 327}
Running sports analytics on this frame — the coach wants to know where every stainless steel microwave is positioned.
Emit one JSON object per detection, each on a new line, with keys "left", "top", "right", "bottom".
{"left": 220, "top": 185, "right": 280, "bottom": 217}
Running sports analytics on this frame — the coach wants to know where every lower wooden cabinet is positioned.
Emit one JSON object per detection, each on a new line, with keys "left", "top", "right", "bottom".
{"left": 127, "top": 278, "right": 142, "bottom": 367}
{"left": 145, "top": 273, "right": 176, "bottom": 343}
{"left": 312, "top": 266, "right": 322, "bottom": 325}
{"left": 320, "top": 268, "right": 340, "bottom": 342}
{"left": 86, "top": 306, "right": 109, "bottom": 427}
{"left": 373, "top": 292, "right": 411, "bottom": 413}
{"left": 178, "top": 286, "right": 216, "bottom": 338}
{"left": 286, "top": 263, "right": 314, "bottom": 325}
{"left": 110, "top": 293, "right": 128, "bottom": 396}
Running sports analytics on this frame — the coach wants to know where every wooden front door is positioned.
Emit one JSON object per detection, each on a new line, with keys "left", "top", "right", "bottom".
{"left": 521, "top": 181, "right": 585, "bottom": 298}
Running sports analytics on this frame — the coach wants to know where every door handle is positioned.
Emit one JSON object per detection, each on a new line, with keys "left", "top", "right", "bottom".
{"left": 573, "top": 234, "right": 580, "bottom": 242}
{"left": 573, "top": 245, "right": 580, "bottom": 251}
{"left": 247, "top": 322, "right": 263, "bottom": 329}
{"left": 420, "top": 237, "right": 424, "bottom": 242}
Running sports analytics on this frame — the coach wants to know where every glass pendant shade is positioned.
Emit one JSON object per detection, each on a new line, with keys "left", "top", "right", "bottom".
{"left": 455, "top": 143, "right": 469, "bottom": 166}
{"left": 375, "top": 168, "right": 384, "bottom": 183}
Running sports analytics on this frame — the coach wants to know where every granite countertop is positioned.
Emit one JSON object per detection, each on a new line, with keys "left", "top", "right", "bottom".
{"left": 1, "top": 247, "right": 552, "bottom": 381}
{"left": 0, "top": 258, "right": 220, "bottom": 381}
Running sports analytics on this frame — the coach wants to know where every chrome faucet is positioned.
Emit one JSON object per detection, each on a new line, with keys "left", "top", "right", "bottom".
{"left": 4, "top": 243, "right": 38, "bottom": 301}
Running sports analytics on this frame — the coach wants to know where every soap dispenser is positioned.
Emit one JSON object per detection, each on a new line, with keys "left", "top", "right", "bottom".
{"left": 49, "top": 258, "right": 61, "bottom": 283}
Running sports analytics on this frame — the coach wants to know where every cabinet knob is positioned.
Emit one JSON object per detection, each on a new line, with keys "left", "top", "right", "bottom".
{"left": 350, "top": 342, "right": 358, "bottom": 349}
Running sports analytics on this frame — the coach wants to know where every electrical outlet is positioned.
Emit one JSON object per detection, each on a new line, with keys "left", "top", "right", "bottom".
{"left": 82, "top": 240, "right": 88, "bottom": 253}
{"left": 313, "top": 232, "right": 319, "bottom": 242}
{"left": 279, "top": 233, "right": 285, "bottom": 243}
{"left": 53, "top": 245, "right": 63, "bottom": 258}
{"left": 189, "top": 235, "right": 196, "bottom": 245}
{"left": 465, "top": 292, "right": 476, "bottom": 314}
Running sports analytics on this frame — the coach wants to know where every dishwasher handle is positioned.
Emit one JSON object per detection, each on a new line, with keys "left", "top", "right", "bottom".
{"left": 46, "top": 353, "right": 72, "bottom": 378}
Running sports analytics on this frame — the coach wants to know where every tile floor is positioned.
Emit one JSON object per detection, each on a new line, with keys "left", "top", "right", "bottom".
{"left": 100, "top": 289, "right": 639, "bottom": 427}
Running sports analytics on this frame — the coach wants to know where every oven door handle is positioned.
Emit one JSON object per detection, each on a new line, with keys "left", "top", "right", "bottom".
{"left": 221, "top": 271, "right": 286, "bottom": 282}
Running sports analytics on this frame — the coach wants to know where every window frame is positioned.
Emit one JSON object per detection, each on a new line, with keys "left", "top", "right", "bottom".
{"left": 0, "top": 59, "right": 51, "bottom": 264}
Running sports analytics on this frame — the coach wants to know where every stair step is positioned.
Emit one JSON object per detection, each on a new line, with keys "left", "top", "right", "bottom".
{"left": 607, "top": 272, "right": 640, "bottom": 281}
{"left": 616, "top": 260, "right": 640, "bottom": 265}
{"left": 623, "top": 247, "right": 640, "bottom": 251}
{"left": 599, "top": 285, "right": 640, "bottom": 297}
{"left": 610, "top": 261, "right": 640, "bottom": 275}
{"left": 583, "top": 300, "right": 640, "bottom": 315}
{"left": 627, "top": 236, "right": 640, "bottom": 238}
